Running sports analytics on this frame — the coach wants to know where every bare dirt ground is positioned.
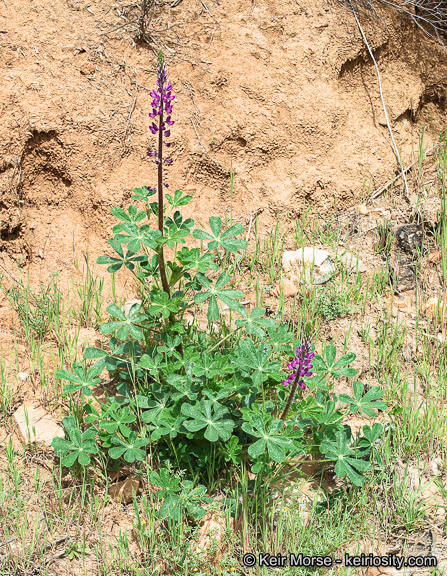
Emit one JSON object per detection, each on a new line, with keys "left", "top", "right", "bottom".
{"left": 1, "top": 0, "right": 447, "bottom": 270}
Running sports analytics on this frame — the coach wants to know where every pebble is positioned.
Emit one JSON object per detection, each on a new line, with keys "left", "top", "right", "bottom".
{"left": 356, "top": 204, "right": 369, "bottom": 216}
{"left": 395, "top": 224, "right": 424, "bottom": 256}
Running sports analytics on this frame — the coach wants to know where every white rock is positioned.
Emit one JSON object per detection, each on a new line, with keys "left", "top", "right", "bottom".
{"left": 123, "top": 299, "right": 142, "bottom": 316}
{"left": 13, "top": 405, "right": 64, "bottom": 448}
{"left": 431, "top": 457, "right": 442, "bottom": 476}
{"left": 282, "top": 248, "right": 335, "bottom": 284}
{"left": 17, "top": 372, "right": 29, "bottom": 382}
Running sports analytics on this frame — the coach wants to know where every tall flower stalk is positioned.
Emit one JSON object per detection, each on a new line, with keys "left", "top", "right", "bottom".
{"left": 280, "top": 333, "right": 314, "bottom": 421}
{"left": 148, "top": 50, "right": 175, "bottom": 296}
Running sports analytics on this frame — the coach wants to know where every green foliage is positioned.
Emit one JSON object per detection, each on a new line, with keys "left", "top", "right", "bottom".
{"left": 315, "top": 284, "right": 355, "bottom": 321}
{"left": 2, "top": 274, "right": 61, "bottom": 338}
{"left": 52, "top": 179, "right": 386, "bottom": 493}
{"left": 51, "top": 62, "right": 387, "bottom": 506}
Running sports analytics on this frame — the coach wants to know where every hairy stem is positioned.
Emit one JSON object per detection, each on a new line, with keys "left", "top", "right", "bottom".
{"left": 280, "top": 369, "right": 302, "bottom": 421}
{"left": 157, "top": 100, "right": 170, "bottom": 296}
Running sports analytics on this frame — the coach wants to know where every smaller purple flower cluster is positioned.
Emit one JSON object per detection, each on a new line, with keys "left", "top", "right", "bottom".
{"left": 282, "top": 339, "right": 314, "bottom": 389}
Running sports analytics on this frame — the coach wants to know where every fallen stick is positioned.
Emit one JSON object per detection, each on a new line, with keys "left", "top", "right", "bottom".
{"left": 369, "top": 143, "right": 440, "bottom": 200}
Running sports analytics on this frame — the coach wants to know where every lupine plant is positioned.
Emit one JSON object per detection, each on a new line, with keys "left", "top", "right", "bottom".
{"left": 52, "top": 52, "right": 387, "bottom": 502}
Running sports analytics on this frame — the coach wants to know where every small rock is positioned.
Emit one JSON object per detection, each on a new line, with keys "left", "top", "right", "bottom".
{"left": 395, "top": 224, "right": 424, "bottom": 256}
{"left": 428, "top": 250, "right": 442, "bottom": 264}
{"left": 272, "top": 279, "right": 298, "bottom": 298}
{"left": 356, "top": 204, "right": 369, "bottom": 216}
{"left": 108, "top": 477, "right": 142, "bottom": 504}
{"left": 424, "top": 295, "right": 447, "bottom": 321}
{"left": 80, "top": 61, "right": 95, "bottom": 75}
{"left": 431, "top": 457, "right": 442, "bottom": 476}
{"left": 13, "top": 405, "right": 64, "bottom": 448}
{"left": 123, "top": 299, "right": 142, "bottom": 316}
{"left": 388, "top": 255, "right": 416, "bottom": 293}
{"left": 282, "top": 248, "right": 335, "bottom": 285}
{"left": 17, "top": 372, "right": 29, "bottom": 382}
{"left": 337, "top": 251, "right": 367, "bottom": 273}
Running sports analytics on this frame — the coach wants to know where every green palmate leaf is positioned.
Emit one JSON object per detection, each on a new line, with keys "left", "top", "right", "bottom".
{"left": 162, "top": 223, "right": 190, "bottom": 249}
{"left": 193, "top": 217, "right": 247, "bottom": 252}
{"left": 148, "top": 409, "right": 184, "bottom": 440}
{"left": 312, "top": 345, "right": 358, "bottom": 379}
{"left": 100, "top": 303, "right": 147, "bottom": 341}
{"left": 242, "top": 415, "right": 293, "bottom": 463}
{"left": 357, "top": 423, "right": 384, "bottom": 455}
{"left": 148, "top": 292, "right": 179, "bottom": 318}
{"left": 114, "top": 223, "right": 161, "bottom": 253}
{"left": 194, "top": 272, "right": 244, "bottom": 322}
{"left": 320, "top": 431, "right": 372, "bottom": 486}
{"left": 158, "top": 335, "right": 182, "bottom": 356}
{"left": 138, "top": 353, "right": 163, "bottom": 378}
{"left": 166, "top": 189, "right": 193, "bottom": 208}
{"left": 181, "top": 400, "right": 234, "bottom": 442}
{"left": 165, "top": 210, "right": 194, "bottom": 232}
{"left": 97, "top": 239, "right": 146, "bottom": 273}
{"left": 108, "top": 431, "right": 149, "bottom": 463}
{"left": 223, "top": 435, "right": 242, "bottom": 464}
{"left": 111, "top": 205, "right": 146, "bottom": 225}
{"left": 51, "top": 423, "right": 98, "bottom": 467}
{"left": 57, "top": 360, "right": 105, "bottom": 396}
{"left": 138, "top": 387, "right": 171, "bottom": 423}
{"left": 338, "top": 382, "right": 387, "bottom": 417}
{"left": 176, "top": 247, "right": 218, "bottom": 274}
{"left": 235, "top": 307, "right": 276, "bottom": 339}
{"left": 148, "top": 468, "right": 181, "bottom": 496}
{"left": 131, "top": 185, "right": 156, "bottom": 203}
{"left": 100, "top": 405, "right": 136, "bottom": 436}
{"left": 192, "top": 351, "right": 216, "bottom": 379}
{"left": 236, "top": 339, "right": 282, "bottom": 385}
{"left": 268, "top": 324, "right": 295, "bottom": 354}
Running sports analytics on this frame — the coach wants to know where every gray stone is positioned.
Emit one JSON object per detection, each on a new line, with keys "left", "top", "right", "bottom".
{"left": 395, "top": 224, "right": 424, "bottom": 256}
{"left": 13, "top": 405, "right": 64, "bottom": 448}
{"left": 388, "top": 255, "right": 416, "bottom": 293}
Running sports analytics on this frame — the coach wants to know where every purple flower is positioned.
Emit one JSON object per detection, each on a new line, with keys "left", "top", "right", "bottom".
{"left": 282, "top": 337, "right": 314, "bottom": 389}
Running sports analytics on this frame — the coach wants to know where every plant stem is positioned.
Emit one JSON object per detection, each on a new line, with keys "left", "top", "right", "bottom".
{"left": 280, "top": 370, "right": 301, "bottom": 421}
{"left": 157, "top": 98, "right": 170, "bottom": 297}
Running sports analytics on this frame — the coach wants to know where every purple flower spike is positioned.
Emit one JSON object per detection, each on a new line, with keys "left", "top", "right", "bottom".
{"left": 282, "top": 337, "right": 314, "bottom": 389}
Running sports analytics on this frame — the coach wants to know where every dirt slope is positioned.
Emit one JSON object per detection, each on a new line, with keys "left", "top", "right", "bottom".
{"left": 0, "top": 0, "right": 446, "bottom": 270}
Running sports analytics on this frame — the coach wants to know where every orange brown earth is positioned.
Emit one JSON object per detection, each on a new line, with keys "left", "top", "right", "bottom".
{"left": 0, "top": 0, "right": 446, "bottom": 273}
